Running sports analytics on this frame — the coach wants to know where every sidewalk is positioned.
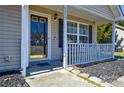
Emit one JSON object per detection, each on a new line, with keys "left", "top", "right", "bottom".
{"left": 25, "top": 69, "right": 96, "bottom": 87}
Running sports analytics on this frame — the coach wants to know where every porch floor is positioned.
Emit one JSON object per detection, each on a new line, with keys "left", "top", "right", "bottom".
{"left": 27, "top": 60, "right": 63, "bottom": 76}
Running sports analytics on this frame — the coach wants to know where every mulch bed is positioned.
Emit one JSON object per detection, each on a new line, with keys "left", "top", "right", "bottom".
{"left": 0, "top": 71, "right": 29, "bottom": 87}
{"left": 78, "top": 60, "right": 124, "bottom": 83}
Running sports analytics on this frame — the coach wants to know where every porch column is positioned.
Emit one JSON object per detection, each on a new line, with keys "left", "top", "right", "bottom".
{"left": 112, "top": 21, "right": 116, "bottom": 59}
{"left": 94, "top": 23, "right": 97, "bottom": 43}
{"left": 63, "top": 5, "right": 68, "bottom": 68}
{"left": 21, "top": 5, "right": 30, "bottom": 76}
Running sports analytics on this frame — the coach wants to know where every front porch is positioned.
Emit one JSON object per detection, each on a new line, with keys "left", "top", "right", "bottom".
{"left": 21, "top": 5, "right": 116, "bottom": 76}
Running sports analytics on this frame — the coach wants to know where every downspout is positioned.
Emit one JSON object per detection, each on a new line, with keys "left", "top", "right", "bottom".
{"left": 112, "top": 21, "right": 116, "bottom": 59}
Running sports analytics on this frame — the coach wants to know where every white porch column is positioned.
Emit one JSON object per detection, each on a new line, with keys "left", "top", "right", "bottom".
{"left": 63, "top": 5, "right": 68, "bottom": 68}
{"left": 94, "top": 23, "right": 97, "bottom": 43}
{"left": 112, "top": 21, "right": 116, "bottom": 59}
{"left": 21, "top": 5, "right": 30, "bottom": 76}
{"left": 92, "top": 23, "right": 97, "bottom": 43}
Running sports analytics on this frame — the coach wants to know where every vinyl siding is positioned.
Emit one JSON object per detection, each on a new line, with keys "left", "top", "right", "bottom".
{"left": 80, "top": 5, "right": 114, "bottom": 20}
{"left": 29, "top": 6, "right": 96, "bottom": 60}
{"left": 0, "top": 6, "right": 21, "bottom": 72}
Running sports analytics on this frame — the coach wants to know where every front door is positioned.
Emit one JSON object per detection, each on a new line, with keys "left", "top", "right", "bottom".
{"left": 30, "top": 15, "right": 48, "bottom": 60}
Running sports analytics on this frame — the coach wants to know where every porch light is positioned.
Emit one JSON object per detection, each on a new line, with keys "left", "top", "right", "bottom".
{"left": 53, "top": 13, "right": 58, "bottom": 20}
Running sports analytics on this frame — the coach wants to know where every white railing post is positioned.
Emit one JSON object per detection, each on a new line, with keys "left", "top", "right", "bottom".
{"left": 21, "top": 5, "right": 29, "bottom": 76}
{"left": 112, "top": 21, "right": 116, "bottom": 59}
{"left": 63, "top": 5, "right": 68, "bottom": 68}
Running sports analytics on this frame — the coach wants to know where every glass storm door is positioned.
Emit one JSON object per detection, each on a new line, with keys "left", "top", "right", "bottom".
{"left": 30, "top": 15, "right": 48, "bottom": 59}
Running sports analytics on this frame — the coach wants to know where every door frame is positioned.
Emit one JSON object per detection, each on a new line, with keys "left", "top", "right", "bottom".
{"left": 29, "top": 10, "right": 51, "bottom": 62}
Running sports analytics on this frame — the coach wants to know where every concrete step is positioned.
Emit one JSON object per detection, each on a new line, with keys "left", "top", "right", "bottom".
{"left": 117, "top": 76, "right": 124, "bottom": 82}
{"left": 112, "top": 80, "right": 124, "bottom": 87}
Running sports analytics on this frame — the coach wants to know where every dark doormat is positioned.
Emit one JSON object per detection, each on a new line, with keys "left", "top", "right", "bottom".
{"left": 37, "top": 62, "right": 50, "bottom": 67}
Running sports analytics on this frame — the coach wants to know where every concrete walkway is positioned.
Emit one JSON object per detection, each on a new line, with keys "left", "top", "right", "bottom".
{"left": 25, "top": 69, "right": 96, "bottom": 87}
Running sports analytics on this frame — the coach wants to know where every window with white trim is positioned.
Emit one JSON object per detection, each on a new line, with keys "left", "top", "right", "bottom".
{"left": 67, "top": 21, "right": 77, "bottom": 43}
{"left": 67, "top": 21, "right": 89, "bottom": 43}
{"left": 79, "top": 24, "right": 89, "bottom": 43}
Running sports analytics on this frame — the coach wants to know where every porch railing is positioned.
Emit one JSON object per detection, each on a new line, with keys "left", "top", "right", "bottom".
{"left": 67, "top": 43, "right": 113, "bottom": 66}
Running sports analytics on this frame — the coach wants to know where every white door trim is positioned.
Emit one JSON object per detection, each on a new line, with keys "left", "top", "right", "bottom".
{"left": 29, "top": 10, "right": 51, "bottom": 62}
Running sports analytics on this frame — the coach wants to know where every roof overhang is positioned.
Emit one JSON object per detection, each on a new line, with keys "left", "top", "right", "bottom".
{"left": 37, "top": 5, "right": 124, "bottom": 25}
{"left": 73, "top": 5, "right": 114, "bottom": 21}
{"left": 109, "top": 5, "right": 124, "bottom": 21}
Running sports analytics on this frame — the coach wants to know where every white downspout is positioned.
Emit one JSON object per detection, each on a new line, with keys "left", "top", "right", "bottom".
{"left": 63, "top": 5, "right": 68, "bottom": 68}
{"left": 21, "top": 5, "right": 30, "bottom": 76}
{"left": 112, "top": 21, "right": 116, "bottom": 59}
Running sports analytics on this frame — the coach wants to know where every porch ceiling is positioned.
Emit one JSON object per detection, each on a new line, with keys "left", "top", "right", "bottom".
{"left": 41, "top": 5, "right": 113, "bottom": 25}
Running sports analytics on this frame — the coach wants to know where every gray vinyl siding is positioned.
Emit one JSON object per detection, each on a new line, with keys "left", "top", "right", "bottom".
{"left": 0, "top": 6, "right": 21, "bottom": 72}
{"left": 80, "top": 5, "right": 114, "bottom": 20}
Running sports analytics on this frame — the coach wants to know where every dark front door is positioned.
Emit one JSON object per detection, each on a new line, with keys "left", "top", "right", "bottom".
{"left": 30, "top": 15, "right": 48, "bottom": 59}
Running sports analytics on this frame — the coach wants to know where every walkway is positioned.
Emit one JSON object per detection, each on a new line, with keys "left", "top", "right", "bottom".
{"left": 25, "top": 69, "right": 96, "bottom": 87}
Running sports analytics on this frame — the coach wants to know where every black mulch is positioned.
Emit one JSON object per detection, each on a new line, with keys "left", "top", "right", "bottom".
{"left": 0, "top": 71, "right": 29, "bottom": 87}
{"left": 78, "top": 60, "right": 124, "bottom": 83}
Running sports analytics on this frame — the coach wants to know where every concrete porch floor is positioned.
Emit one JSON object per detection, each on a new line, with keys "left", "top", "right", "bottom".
{"left": 25, "top": 69, "right": 96, "bottom": 87}
{"left": 27, "top": 60, "right": 63, "bottom": 76}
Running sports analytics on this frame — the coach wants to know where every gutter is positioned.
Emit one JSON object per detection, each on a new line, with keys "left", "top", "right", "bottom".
{"left": 119, "top": 5, "right": 124, "bottom": 17}
{"left": 115, "top": 5, "right": 124, "bottom": 21}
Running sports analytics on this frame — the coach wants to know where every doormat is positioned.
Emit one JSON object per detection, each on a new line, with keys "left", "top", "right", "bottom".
{"left": 37, "top": 62, "right": 50, "bottom": 67}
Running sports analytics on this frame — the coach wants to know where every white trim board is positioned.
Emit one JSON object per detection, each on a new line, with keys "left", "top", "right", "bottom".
{"left": 29, "top": 10, "right": 52, "bottom": 62}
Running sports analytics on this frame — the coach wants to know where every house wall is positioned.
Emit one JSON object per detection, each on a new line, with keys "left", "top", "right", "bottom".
{"left": 115, "top": 25, "right": 124, "bottom": 51}
{"left": 79, "top": 5, "right": 114, "bottom": 20}
{"left": 0, "top": 6, "right": 21, "bottom": 71}
{"left": 29, "top": 6, "right": 97, "bottom": 60}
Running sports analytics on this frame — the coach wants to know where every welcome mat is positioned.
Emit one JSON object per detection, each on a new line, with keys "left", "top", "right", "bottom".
{"left": 37, "top": 62, "right": 50, "bottom": 67}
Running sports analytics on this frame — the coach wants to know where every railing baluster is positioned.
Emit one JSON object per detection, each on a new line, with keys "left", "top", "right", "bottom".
{"left": 82, "top": 44, "right": 84, "bottom": 64}
{"left": 75, "top": 44, "right": 76, "bottom": 65}
{"left": 84, "top": 44, "right": 85, "bottom": 63}
{"left": 77, "top": 44, "right": 79, "bottom": 64}
{"left": 71, "top": 44, "right": 73, "bottom": 65}
{"left": 67, "top": 43, "right": 113, "bottom": 66}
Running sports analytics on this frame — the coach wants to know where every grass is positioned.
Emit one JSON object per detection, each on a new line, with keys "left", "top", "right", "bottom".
{"left": 114, "top": 52, "right": 124, "bottom": 59}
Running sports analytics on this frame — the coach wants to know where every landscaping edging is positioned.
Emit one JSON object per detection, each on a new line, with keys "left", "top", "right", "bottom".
{"left": 66, "top": 67, "right": 115, "bottom": 87}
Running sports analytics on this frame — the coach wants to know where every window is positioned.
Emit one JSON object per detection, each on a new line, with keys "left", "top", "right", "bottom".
{"left": 67, "top": 21, "right": 77, "bottom": 34}
{"left": 40, "top": 17, "right": 47, "bottom": 23}
{"left": 67, "top": 21, "right": 89, "bottom": 43}
{"left": 32, "top": 16, "right": 38, "bottom": 22}
{"left": 79, "top": 24, "right": 89, "bottom": 43}
{"left": 67, "top": 21, "right": 77, "bottom": 43}
{"left": 67, "top": 35, "right": 77, "bottom": 43}
{"left": 79, "top": 36, "right": 88, "bottom": 43}
{"left": 79, "top": 24, "right": 88, "bottom": 35}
